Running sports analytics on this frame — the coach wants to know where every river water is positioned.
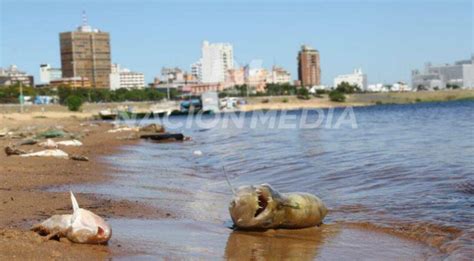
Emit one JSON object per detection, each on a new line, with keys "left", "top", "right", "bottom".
{"left": 73, "top": 100, "right": 473, "bottom": 259}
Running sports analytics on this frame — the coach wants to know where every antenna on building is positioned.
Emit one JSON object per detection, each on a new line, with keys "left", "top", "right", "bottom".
{"left": 82, "top": 10, "right": 88, "bottom": 26}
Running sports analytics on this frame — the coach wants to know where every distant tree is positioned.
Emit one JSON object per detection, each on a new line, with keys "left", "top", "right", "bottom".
{"left": 65, "top": 95, "right": 83, "bottom": 111}
{"left": 329, "top": 90, "right": 346, "bottom": 102}
{"left": 336, "top": 82, "right": 360, "bottom": 94}
{"left": 265, "top": 83, "right": 297, "bottom": 96}
{"left": 446, "top": 84, "right": 461, "bottom": 90}
{"left": 417, "top": 84, "right": 428, "bottom": 91}
{"left": 297, "top": 87, "right": 310, "bottom": 100}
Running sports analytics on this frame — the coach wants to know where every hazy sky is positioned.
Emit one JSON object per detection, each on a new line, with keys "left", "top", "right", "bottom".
{"left": 1, "top": 0, "right": 472, "bottom": 85}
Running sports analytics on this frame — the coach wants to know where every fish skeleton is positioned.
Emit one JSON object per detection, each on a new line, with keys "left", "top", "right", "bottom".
{"left": 32, "top": 192, "right": 112, "bottom": 244}
{"left": 229, "top": 184, "right": 327, "bottom": 230}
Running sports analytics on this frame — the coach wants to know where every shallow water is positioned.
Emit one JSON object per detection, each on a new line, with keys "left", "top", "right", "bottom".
{"left": 71, "top": 100, "right": 473, "bottom": 259}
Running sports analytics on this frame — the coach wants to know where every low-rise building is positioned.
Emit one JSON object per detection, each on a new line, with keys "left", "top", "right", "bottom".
{"left": 366, "top": 83, "right": 386, "bottom": 92}
{"left": 109, "top": 64, "right": 145, "bottom": 90}
{"left": 160, "top": 67, "right": 185, "bottom": 83}
{"left": 182, "top": 82, "right": 225, "bottom": 95}
{"left": 391, "top": 82, "right": 410, "bottom": 92}
{"left": 0, "top": 65, "right": 34, "bottom": 87}
{"left": 50, "top": 77, "right": 91, "bottom": 88}
{"left": 245, "top": 65, "right": 267, "bottom": 93}
{"left": 224, "top": 68, "right": 245, "bottom": 88}
{"left": 39, "top": 64, "right": 62, "bottom": 84}
{"left": 411, "top": 56, "right": 474, "bottom": 90}
{"left": 334, "top": 68, "right": 367, "bottom": 91}
{"left": 266, "top": 66, "right": 292, "bottom": 85}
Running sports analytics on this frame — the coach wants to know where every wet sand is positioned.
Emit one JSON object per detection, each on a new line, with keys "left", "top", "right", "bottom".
{"left": 0, "top": 113, "right": 448, "bottom": 259}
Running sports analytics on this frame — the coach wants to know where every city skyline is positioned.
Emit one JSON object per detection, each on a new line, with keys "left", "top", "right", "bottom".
{"left": 1, "top": 0, "right": 472, "bottom": 85}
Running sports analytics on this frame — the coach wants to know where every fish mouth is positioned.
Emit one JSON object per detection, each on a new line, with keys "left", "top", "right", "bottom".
{"left": 254, "top": 190, "right": 268, "bottom": 217}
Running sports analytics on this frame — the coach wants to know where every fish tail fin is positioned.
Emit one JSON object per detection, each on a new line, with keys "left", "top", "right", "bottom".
{"left": 70, "top": 191, "right": 80, "bottom": 212}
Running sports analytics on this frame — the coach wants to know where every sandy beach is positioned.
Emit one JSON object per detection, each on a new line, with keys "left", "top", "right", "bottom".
{"left": 0, "top": 114, "right": 168, "bottom": 259}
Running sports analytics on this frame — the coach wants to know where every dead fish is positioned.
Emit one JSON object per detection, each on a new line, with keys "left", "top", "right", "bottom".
{"left": 18, "top": 139, "right": 38, "bottom": 146}
{"left": 20, "top": 149, "right": 68, "bottom": 158}
{"left": 32, "top": 192, "right": 112, "bottom": 244}
{"left": 4, "top": 146, "right": 26, "bottom": 156}
{"left": 229, "top": 184, "right": 327, "bottom": 230}
{"left": 56, "top": 140, "right": 82, "bottom": 147}
{"left": 38, "top": 139, "right": 58, "bottom": 149}
{"left": 70, "top": 155, "right": 89, "bottom": 161}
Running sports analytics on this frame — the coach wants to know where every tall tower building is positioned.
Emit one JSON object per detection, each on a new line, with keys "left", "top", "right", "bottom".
{"left": 60, "top": 12, "right": 111, "bottom": 88}
{"left": 200, "top": 41, "right": 234, "bottom": 83}
{"left": 297, "top": 45, "right": 321, "bottom": 86}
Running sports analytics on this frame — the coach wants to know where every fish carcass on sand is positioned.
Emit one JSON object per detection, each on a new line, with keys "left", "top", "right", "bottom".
{"left": 229, "top": 184, "right": 327, "bottom": 230}
{"left": 32, "top": 192, "right": 112, "bottom": 244}
{"left": 20, "top": 149, "right": 68, "bottom": 158}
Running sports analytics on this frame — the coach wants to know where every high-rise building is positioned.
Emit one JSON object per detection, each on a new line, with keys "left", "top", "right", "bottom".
{"left": 297, "top": 45, "right": 321, "bottom": 87}
{"left": 60, "top": 12, "right": 111, "bottom": 88}
{"left": 39, "top": 64, "right": 62, "bottom": 84}
{"left": 200, "top": 41, "right": 234, "bottom": 83}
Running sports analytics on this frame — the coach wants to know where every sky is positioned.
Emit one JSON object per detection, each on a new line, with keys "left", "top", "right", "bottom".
{"left": 0, "top": 0, "right": 472, "bottom": 85}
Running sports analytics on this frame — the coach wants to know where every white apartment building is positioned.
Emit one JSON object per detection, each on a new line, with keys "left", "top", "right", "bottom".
{"left": 191, "top": 59, "right": 202, "bottom": 82}
{"left": 39, "top": 64, "right": 62, "bottom": 84}
{"left": 109, "top": 64, "right": 145, "bottom": 90}
{"left": 200, "top": 41, "right": 234, "bottom": 83}
{"left": 334, "top": 68, "right": 368, "bottom": 90}
{"left": 266, "top": 66, "right": 292, "bottom": 84}
{"left": 0, "top": 65, "right": 34, "bottom": 87}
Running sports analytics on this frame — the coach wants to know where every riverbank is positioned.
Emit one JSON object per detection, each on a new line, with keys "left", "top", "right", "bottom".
{"left": 1, "top": 90, "right": 472, "bottom": 116}
{"left": 240, "top": 89, "right": 474, "bottom": 111}
{"left": 0, "top": 115, "right": 168, "bottom": 259}
{"left": 0, "top": 110, "right": 459, "bottom": 259}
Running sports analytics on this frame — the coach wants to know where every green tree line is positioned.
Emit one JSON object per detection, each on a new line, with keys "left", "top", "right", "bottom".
{"left": 0, "top": 84, "right": 168, "bottom": 104}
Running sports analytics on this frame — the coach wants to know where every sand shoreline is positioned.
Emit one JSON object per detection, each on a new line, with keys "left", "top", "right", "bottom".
{"left": 0, "top": 113, "right": 455, "bottom": 259}
{"left": 0, "top": 115, "right": 170, "bottom": 259}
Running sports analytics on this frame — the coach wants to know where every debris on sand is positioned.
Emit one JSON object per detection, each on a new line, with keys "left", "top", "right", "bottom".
{"left": 107, "top": 126, "right": 139, "bottom": 133}
{"left": 35, "top": 130, "right": 66, "bottom": 139}
{"left": 70, "top": 155, "right": 89, "bottom": 162}
{"left": 38, "top": 139, "right": 58, "bottom": 149}
{"left": 140, "top": 133, "right": 188, "bottom": 142}
{"left": 32, "top": 192, "right": 112, "bottom": 244}
{"left": 5, "top": 145, "right": 26, "bottom": 156}
{"left": 139, "top": 123, "right": 165, "bottom": 133}
{"left": 0, "top": 128, "right": 8, "bottom": 138}
{"left": 116, "top": 133, "right": 139, "bottom": 140}
{"left": 19, "top": 139, "right": 38, "bottom": 146}
{"left": 20, "top": 149, "right": 69, "bottom": 159}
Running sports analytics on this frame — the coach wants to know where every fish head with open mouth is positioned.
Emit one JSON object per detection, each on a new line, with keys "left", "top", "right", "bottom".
{"left": 229, "top": 184, "right": 283, "bottom": 229}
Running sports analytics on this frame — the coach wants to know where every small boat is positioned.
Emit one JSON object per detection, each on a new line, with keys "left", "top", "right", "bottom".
{"left": 99, "top": 110, "right": 117, "bottom": 120}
